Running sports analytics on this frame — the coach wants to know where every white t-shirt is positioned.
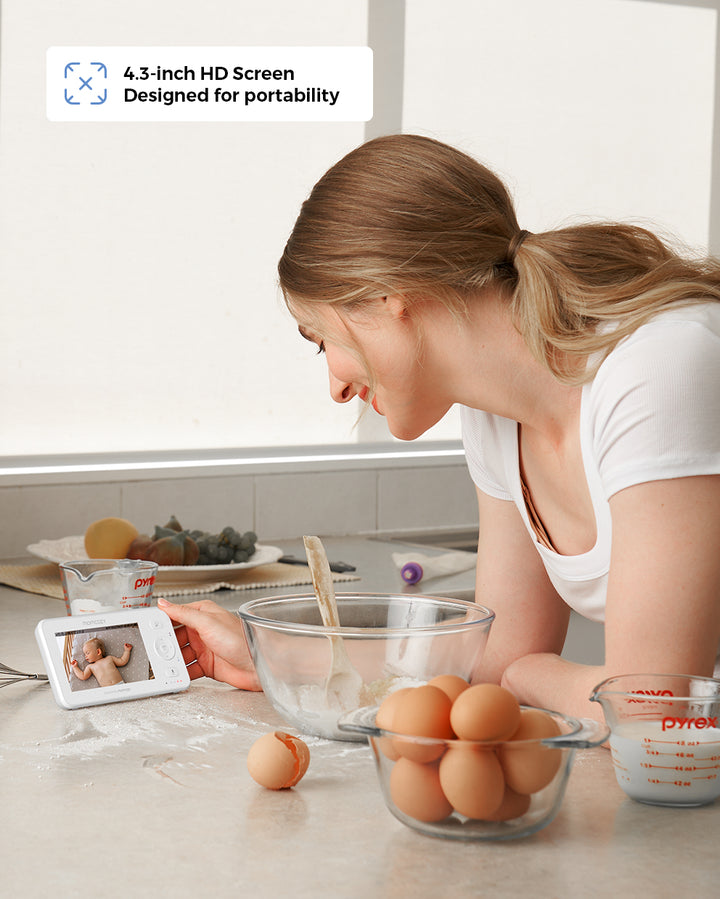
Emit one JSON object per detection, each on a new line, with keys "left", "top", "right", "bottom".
{"left": 461, "top": 302, "right": 720, "bottom": 629}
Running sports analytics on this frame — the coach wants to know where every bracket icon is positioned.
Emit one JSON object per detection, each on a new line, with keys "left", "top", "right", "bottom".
{"left": 64, "top": 61, "right": 108, "bottom": 106}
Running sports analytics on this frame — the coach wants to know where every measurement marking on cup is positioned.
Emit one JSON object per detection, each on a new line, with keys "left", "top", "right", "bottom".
{"left": 647, "top": 749, "right": 699, "bottom": 758}
{"left": 609, "top": 722, "right": 720, "bottom": 800}
{"left": 648, "top": 776, "right": 717, "bottom": 786}
{"left": 643, "top": 749, "right": 711, "bottom": 759}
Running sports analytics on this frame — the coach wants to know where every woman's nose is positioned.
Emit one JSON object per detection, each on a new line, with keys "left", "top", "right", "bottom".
{"left": 329, "top": 371, "right": 356, "bottom": 404}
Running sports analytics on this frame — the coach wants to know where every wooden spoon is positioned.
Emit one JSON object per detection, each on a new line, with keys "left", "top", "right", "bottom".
{"left": 303, "top": 536, "right": 366, "bottom": 710}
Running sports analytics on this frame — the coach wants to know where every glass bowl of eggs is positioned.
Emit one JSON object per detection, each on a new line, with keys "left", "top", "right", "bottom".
{"left": 237, "top": 593, "right": 495, "bottom": 741}
{"left": 338, "top": 678, "right": 609, "bottom": 840}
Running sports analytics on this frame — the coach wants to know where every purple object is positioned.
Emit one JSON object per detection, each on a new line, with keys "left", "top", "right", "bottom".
{"left": 400, "top": 562, "right": 423, "bottom": 585}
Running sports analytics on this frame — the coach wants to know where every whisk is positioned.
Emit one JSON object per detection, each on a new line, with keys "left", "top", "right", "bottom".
{"left": 0, "top": 660, "right": 48, "bottom": 689}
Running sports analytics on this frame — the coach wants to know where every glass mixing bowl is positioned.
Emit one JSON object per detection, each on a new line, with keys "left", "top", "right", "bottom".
{"left": 237, "top": 593, "right": 495, "bottom": 740}
{"left": 339, "top": 705, "right": 609, "bottom": 840}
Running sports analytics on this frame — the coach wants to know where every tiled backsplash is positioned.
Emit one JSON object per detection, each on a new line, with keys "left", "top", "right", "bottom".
{"left": 1, "top": 461, "right": 478, "bottom": 557}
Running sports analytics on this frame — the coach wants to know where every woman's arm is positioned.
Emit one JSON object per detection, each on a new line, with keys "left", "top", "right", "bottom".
{"left": 502, "top": 475, "right": 720, "bottom": 720}
{"left": 604, "top": 475, "right": 720, "bottom": 675}
{"left": 473, "top": 487, "right": 570, "bottom": 684}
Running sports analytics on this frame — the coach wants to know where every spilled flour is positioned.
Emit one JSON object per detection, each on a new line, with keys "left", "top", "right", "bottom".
{"left": 1, "top": 684, "right": 271, "bottom": 763}
{"left": 0, "top": 682, "right": 362, "bottom": 773}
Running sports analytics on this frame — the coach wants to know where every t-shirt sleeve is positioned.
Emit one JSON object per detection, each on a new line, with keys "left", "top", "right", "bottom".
{"left": 460, "top": 406, "right": 514, "bottom": 501}
{"left": 587, "top": 317, "right": 720, "bottom": 499}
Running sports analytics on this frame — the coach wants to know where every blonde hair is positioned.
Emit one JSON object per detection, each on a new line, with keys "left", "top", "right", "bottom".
{"left": 279, "top": 134, "right": 720, "bottom": 382}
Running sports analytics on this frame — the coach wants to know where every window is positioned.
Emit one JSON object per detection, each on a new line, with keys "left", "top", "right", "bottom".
{"left": 1, "top": 0, "right": 717, "bottom": 471}
{"left": 0, "top": 0, "right": 372, "bottom": 459}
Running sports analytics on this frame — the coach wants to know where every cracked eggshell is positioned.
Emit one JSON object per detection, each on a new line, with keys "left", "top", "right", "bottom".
{"left": 247, "top": 731, "right": 310, "bottom": 790}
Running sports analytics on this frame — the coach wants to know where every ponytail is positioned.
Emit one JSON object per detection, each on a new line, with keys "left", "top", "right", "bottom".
{"left": 279, "top": 134, "right": 720, "bottom": 383}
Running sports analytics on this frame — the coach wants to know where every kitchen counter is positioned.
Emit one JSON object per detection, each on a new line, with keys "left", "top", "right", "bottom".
{"left": 1, "top": 536, "right": 718, "bottom": 898}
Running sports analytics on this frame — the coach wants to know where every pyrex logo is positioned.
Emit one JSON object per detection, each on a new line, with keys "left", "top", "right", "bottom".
{"left": 134, "top": 576, "right": 156, "bottom": 590}
{"left": 628, "top": 689, "right": 674, "bottom": 703}
{"left": 662, "top": 716, "right": 718, "bottom": 731}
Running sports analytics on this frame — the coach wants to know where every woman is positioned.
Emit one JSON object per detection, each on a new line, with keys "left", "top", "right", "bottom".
{"left": 161, "top": 134, "right": 720, "bottom": 720}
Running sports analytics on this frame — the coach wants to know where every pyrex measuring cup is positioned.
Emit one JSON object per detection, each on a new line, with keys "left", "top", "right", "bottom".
{"left": 590, "top": 673, "right": 720, "bottom": 807}
{"left": 59, "top": 559, "right": 159, "bottom": 616}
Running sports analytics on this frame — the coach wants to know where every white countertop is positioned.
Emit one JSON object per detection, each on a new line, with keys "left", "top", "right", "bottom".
{"left": 1, "top": 537, "right": 718, "bottom": 897}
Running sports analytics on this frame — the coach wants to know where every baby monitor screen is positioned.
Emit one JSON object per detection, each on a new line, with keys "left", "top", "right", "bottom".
{"left": 56, "top": 622, "right": 153, "bottom": 692}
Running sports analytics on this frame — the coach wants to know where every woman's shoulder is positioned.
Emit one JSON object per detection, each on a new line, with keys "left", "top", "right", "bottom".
{"left": 460, "top": 406, "right": 516, "bottom": 445}
{"left": 594, "top": 301, "right": 720, "bottom": 387}
{"left": 460, "top": 406, "right": 516, "bottom": 499}
{"left": 585, "top": 301, "right": 720, "bottom": 497}
{"left": 616, "top": 300, "right": 720, "bottom": 349}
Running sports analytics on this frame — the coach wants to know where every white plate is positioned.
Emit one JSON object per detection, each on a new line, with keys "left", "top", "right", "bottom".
{"left": 27, "top": 535, "right": 284, "bottom": 581}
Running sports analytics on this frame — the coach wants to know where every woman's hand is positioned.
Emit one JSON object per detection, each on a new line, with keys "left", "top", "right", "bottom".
{"left": 158, "top": 597, "right": 261, "bottom": 691}
{"left": 500, "top": 653, "right": 608, "bottom": 723}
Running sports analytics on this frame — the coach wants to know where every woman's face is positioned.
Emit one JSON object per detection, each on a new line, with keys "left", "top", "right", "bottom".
{"left": 294, "top": 297, "right": 453, "bottom": 441}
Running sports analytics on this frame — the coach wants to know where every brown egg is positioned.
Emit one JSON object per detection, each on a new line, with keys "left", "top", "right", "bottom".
{"left": 375, "top": 688, "right": 413, "bottom": 761}
{"left": 450, "top": 683, "right": 521, "bottom": 742}
{"left": 498, "top": 708, "right": 563, "bottom": 795}
{"left": 392, "top": 685, "right": 455, "bottom": 763}
{"left": 246, "top": 731, "right": 310, "bottom": 790}
{"left": 390, "top": 757, "right": 453, "bottom": 823}
{"left": 484, "top": 784, "right": 532, "bottom": 821}
{"left": 376, "top": 687, "right": 414, "bottom": 730}
{"left": 438, "top": 744, "right": 505, "bottom": 819}
{"left": 427, "top": 674, "right": 470, "bottom": 703}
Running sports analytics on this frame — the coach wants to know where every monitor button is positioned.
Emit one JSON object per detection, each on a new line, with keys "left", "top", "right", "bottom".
{"left": 154, "top": 636, "right": 176, "bottom": 660}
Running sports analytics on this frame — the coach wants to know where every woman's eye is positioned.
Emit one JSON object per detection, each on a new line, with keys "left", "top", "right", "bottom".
{"left": 297, "top": 325, "right": 325, "bottom": 355}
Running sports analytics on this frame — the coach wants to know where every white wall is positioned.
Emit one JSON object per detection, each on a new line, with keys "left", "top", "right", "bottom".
{"left": 0, "top": 0, "right": 367, "bottom": 456}
{"left": 403, "top": 0, "right": 716, "bottom": 250}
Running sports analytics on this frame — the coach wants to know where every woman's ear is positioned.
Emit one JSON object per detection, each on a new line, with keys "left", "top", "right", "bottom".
{"left": 383, "top": 294, "right": 409, "bottom": 320}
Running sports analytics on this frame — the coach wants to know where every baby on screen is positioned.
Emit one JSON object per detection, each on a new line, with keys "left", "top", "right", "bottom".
{"left": 70, "top": 637, "right": 133, "bottom": 687}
